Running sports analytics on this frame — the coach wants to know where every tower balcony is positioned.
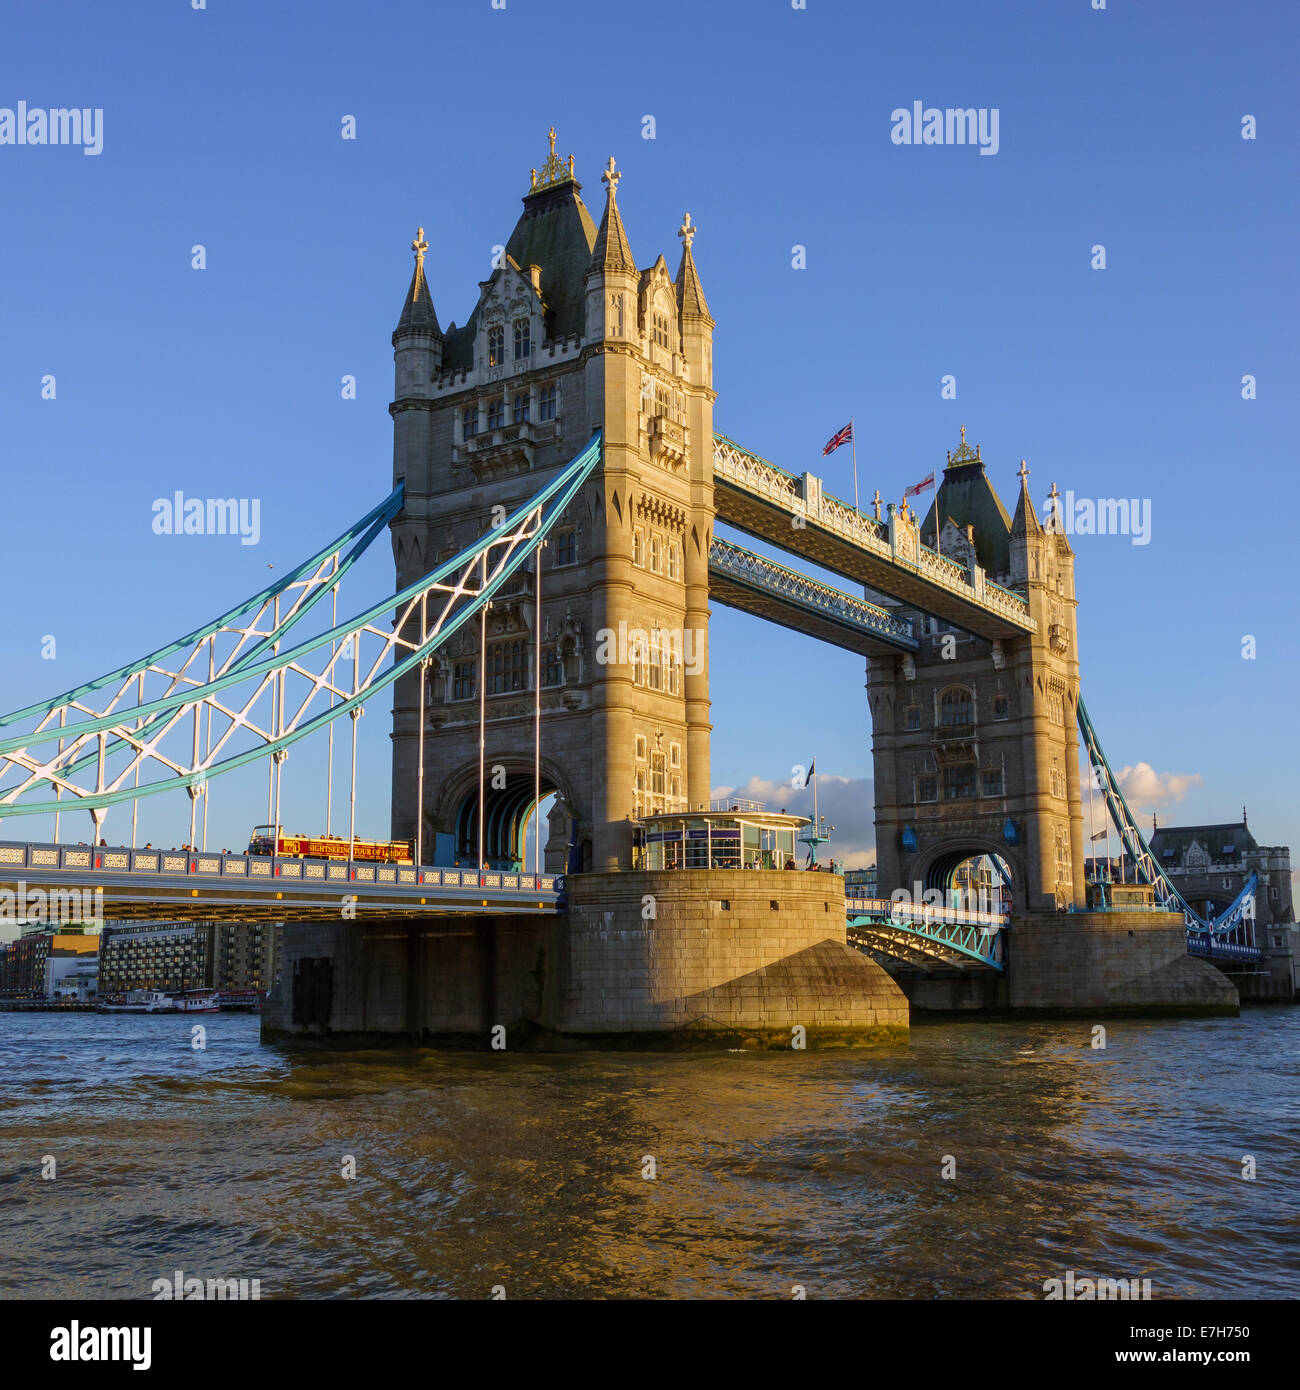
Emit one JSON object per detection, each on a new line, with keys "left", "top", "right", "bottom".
{"left": 932, "top": 724, "right": 978, "bottom": 762}
{"left": 452, "top": 419, "right": 560, "bottom": 481}
{"left": 646, "top": 414, "right": 688, "bottom": 469}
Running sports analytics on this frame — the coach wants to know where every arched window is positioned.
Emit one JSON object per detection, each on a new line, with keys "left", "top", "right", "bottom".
{"left": 653, "top": 311, "right": 670, "bottom": 349}
{"left": 632, "top": 528, "right": 645, "bottom": 567}
{"left": 487, "top": 324, "right": 505, "bottom": 368}
{"left": 666, "top": 542, "right": 680, "bottom": 580}
{"left": 905, "top": 705, "right": 921, "bottom": 731}
{"left": 539, "top": 385, "right": 558, "bottom": 421}
{"left": 993, "top": 694, "right": 1010, "bottom": 721}
{"left": 513, "top": 318, "right": 530, "bottom": 360}
{"left": 513, "top": 392, "right": 529, "bottom": 424}
{"left": 487, "top": 399, "right": 504, "bottom": 431}
{"left": 939, "top": 687, "right": 972, "bottom": 727}
{"left": 462, "top": 405, "right": 478, "bottom": 438}
{"left": 648, "top": 534, "right": 661, "bottom": 573}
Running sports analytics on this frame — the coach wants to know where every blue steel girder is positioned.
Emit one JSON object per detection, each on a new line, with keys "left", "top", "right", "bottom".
{"left": 1078, "top": 695, "right": 1260, "bottom": 956}
{"left": 708, "top": 536, "right": 917, "bottom": 655}
{"left": 0, "top": 436, "right": 602, "bottom": 820}
{"left": 711, "top": 432, "right": 1035, "bottom": 641}
{"left": 846, "top": 899, "right": 1006, "bottom": 971}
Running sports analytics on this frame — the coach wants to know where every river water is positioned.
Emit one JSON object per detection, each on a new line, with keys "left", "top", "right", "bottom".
{"left": 1, "top": 1009, "right": 1296, "bottom": 1300}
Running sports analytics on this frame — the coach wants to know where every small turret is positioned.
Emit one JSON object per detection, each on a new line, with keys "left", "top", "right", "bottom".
{"left": 674, "top": 212, "right": 714, "bottom": 387}
{"left": 393, "top": 227, "right": 443, "bottom": 391}
{"left": 585, "top": 157, "right": 640, "bottom": 343}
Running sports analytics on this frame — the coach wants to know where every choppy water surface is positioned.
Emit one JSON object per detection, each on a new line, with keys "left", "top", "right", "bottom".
{"left": 0, "top": 1009, "right": 1296, "bottom": 1299}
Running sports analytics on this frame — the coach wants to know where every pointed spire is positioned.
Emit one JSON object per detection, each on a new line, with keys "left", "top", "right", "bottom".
{"left": 1010, "top": 459, "right": 1041, "bottom": 538}
{"left": 587, "top": 156, "right": 635, "bottom": 276}
{"left": 395, "top": 225, "right": 441, "bottom": 337}
{"left": 674, "top": 211, "right": 712, "bottom": 321}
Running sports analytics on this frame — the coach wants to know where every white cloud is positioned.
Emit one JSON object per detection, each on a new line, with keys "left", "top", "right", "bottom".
{"left": 1116, "top": 762, "right": 1203, "bottom": 809}
{"left": 711, "top": 771, "right": 876, "bottom": 868}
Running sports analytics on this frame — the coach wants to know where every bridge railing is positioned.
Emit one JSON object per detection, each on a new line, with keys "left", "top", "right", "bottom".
{"left": 0, "top": 840, "right": 564, "bottom": 896}
{"left": 712, "top": 433, "right": 1035, "bottom": 630}
{"left": 846, "top": 895, "right": 1009, "bottom": 928}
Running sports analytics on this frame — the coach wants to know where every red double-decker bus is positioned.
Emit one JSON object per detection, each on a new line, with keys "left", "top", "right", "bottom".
{"left": 247, "top": 825, "right": 414, "bottom": 864}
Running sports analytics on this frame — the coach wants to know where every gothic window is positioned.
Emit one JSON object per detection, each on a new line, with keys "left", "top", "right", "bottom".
{"left": 669, "top": 742, "right": 681, "bottom": 767}
{"left": 632, "top": 527, "right": 645, "bottom": 568}
{"left": 452, "top": 660, "right": 476, "bottom": 701}
{"left": 488, "top": 324, "right": 505, "bottom": 368}
{"left": 918, "top": 776, "right": 938, "bottom": 803}
{"left": 486, "top": 640, "right": 528, "bottom": 695}
{"left": 1050, "top": 761, "right": 1064, "bottom": 799}
{"left": 943, "top": 766, "right": 976, "bottom": 800}
{"left": 667, "top": 541, "right": 680, "bottom": 581}
{"left": 487, "top": 399, "right": 504, "bottom": 431}
{"left": 635, "top": 735, "right": 647, "bottom": 761}
{"left": 648, "top": 534, "right": 661, "bottom": 573}
{"left": 462, "top": 405, "right": 478, "bottom": 438}
{"left": 1054, "top": 826, "right": 1071, "bottom": 885}
{"left": 981, "top": 768, "right": 1004, "bottom": 797}
{"left": 647, "top": 631, "right": 663, "bottom": 691}
{"left": 611, "top": 294, "right": 624, "bottom": 337}
{"left": 653, "top": 311, "right": 670, "bottom": 349}
{"left": 541, "top": 647, "right": 563, "bottom": 687}
{"left": 939, "top": 687, "right": 972, "bottom": 727}
{"left": 993, "top": 694, "right": 1010, "bottom": 721}
{"left": 905, "top": 705, "right": 921, "bottom": 731}
{"left": 670, "top": 776, "right": 680, "bottom": 804}
{"left": 513, "top": 392, "right": 530, "bottom": 424}
{"left": 634, "top": 769, "right": 645, "bottom": 814}
{"left": 539, "top": 385, "right": 558, "bottom": 421}
{"left": 651, "top": 752, "right": 666, "bottom": 796}
{"left": 1048, "top": 689, "right": 1065, "bottom": 725}
{"left": 553, "top": 530, "right": 577, "bottom": 566}
{"left": 513, "top": 318, "right": 530, "bottom": 359}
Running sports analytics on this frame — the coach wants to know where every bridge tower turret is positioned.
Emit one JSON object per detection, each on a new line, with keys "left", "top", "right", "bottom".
{"left": 868, "top": 439, "right": 1085, "bottom": 914}
{"left": 388, "top": 134, "right": 715, "bottom": 874}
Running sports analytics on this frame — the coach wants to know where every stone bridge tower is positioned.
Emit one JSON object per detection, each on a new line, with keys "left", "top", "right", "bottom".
{"left": 389, "top": 132, "right": 716, "bottom": 873}
{"left": 867, "top": 436, "right": 1086, "bottom": 913}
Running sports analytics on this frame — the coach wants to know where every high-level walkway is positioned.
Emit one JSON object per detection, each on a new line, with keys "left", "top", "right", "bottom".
{"left": 713, "top": 433, "right": 1036, "bottom": 640}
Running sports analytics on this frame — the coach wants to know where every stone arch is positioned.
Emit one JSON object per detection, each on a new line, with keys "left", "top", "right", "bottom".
{"left": 431, "top": 755, "right": 582, "bottom": 871}
{"left": 907, "top": 835, "right": 1023, "bottom": 911}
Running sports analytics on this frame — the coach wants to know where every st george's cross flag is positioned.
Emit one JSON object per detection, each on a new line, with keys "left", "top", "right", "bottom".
{"left": 822, "top": 422, "right": 853, "bottom": 456}
{"left": 904, "top": 471, "right": 936, "bottom": 498}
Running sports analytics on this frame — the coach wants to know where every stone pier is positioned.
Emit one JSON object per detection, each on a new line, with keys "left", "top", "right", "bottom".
{"left": 262, "top": 870, "right": 909, "bottom": 1047}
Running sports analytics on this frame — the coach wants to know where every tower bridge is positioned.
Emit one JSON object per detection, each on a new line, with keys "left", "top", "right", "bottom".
{"left": 0, "top": 132, "right": 1257, "bottom": 1042}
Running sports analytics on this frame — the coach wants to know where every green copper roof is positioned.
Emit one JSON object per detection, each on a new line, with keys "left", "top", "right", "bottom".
{"left": 920, "top": 440, "right": 1013, "bottom": 577}
{"left": 442, "top": 178, "right": 598, "bottom": 370}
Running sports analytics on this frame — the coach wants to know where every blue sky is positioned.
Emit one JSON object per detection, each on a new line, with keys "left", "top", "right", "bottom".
{"left": 0, "top": 0, "right": 1296, "bottom": 870}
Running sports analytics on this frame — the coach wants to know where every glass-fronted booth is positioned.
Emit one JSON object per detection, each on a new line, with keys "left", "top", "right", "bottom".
{"left": 632, "top": 800, "right": 809, "bottom": 871}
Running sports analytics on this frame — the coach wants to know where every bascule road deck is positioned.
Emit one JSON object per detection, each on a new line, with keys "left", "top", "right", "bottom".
{"left": 712, "top": 434, "right": 1037, "bottom": 641}
{"left": 0, "top": 841, "right": 563, "bottom": 922}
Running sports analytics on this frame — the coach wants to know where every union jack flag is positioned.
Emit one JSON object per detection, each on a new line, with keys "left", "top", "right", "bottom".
{"left": 822, "top": 422, "right": 853, "bottom": 455}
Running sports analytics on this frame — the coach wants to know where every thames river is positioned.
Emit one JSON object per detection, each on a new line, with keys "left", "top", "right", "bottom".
{"left": 1, "top": 1009, "right": 1296, "bottom": 1300}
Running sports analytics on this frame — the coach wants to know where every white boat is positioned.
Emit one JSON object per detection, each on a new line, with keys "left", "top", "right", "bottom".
{"left": 96, "top": 989, "right": 176, "bottom": 1014}
{"left": 95, "top": 988, "right": 219, "bottom": 1014}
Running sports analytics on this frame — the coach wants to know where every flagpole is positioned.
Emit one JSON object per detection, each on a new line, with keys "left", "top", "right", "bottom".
{"left": 850, "top": 417, "right": 859, "bottom": 512}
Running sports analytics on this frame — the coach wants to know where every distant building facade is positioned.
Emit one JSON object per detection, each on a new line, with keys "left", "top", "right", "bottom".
{"left": 1149, "top": 819, "right": 1297, "bottom": 1001}
{"left": 0, "top": 928, "right": 99, "bottom": 999}
{"left": 98, "top": 922, "right": 216, "bottom": 994}
{"left": 213, "top": 921, "right": 280, "bottom": 994}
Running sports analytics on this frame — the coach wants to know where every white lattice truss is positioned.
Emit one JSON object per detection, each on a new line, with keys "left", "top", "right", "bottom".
{"left": 0, "top": 437, "right": 601, "bottom": 826}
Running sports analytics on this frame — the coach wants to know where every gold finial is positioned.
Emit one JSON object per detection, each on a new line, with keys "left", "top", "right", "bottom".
{"left": 960, "top": 423, "right": 967, "bottom": 445}
{"left": 532, "top": 127, "right": 572, "bottom": 190}
{"left": 678, "top": 211, "right": 696, "bottom": 249}
{"left": 411, "top": 226, "right": 428, "bottom": 274}
{"left": 602, "top": 155, "right": 621, "bottom": 199}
